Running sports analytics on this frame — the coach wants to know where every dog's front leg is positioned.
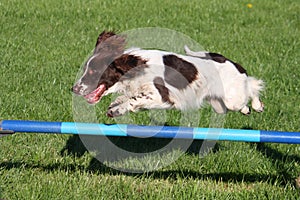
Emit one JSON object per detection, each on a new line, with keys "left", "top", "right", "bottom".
{"left": 106, "top": 95, "right": 149, "bottom": 117}
{"left": 107, "top": 95, "right": 131, "bottom": 117}
{"left": 107, "top": 84, "right": 174, "bottom": 117}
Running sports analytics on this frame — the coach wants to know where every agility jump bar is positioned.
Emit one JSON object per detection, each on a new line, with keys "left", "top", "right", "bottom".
{"left": 0, "top": 120, "right": 299, "bottom": 144}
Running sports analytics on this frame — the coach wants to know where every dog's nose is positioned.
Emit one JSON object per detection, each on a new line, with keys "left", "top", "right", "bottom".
{"left": 72, "top": 84, "right": 82, "bottom": 94}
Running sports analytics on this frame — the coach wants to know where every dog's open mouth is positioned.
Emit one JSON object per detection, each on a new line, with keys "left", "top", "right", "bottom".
{"left": 84, "top": 84, "right": 106, "bottom": 104}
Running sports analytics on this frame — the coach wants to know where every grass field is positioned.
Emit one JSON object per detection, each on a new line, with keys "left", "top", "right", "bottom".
{"left": 0, "top": 0, "right": 299, "bottom": 199}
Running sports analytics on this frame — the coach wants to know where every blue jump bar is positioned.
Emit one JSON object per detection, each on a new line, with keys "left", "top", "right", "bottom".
{"left": 0, "top": 120, "right": 299, "bottom": 144}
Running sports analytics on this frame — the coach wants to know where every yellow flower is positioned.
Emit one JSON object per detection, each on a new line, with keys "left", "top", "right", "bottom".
{"left": 247, "top": 3, "right": 253, "bottom": 8}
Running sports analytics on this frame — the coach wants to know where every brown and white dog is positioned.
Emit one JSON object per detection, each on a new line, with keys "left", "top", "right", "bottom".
{"left": 72, "top": 31, "right": 264, "bottom": 117}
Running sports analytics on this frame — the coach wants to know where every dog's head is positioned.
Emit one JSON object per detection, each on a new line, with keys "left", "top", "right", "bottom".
{"left": 72, "top": 31, "right": 126, "bottom": 104}
{"left": 72, "top": 31, "right": 147, "bottom": 104}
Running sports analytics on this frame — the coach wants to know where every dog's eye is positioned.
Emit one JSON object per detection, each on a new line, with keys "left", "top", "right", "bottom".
{"left": 88, "top": 69, "right": 95, "bottom": 75}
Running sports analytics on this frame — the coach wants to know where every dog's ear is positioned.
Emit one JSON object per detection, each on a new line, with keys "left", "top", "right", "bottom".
{"left": 114, "top": 54, "right": 147, "bottom": 78}
{"left": 94, "top": 31, "right": 126, "bottom": 55}
{"left": 95, "top": 31, "right": 116, "bottom": 47}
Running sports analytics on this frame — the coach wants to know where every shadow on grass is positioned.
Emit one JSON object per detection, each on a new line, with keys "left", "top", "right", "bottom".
{"left": 59, "top": 135, "right": 300, "bottom": 186}
{"left": 1, "top": 135, "right": 299, "bottom": 187}
{"left": 60, "top": 135, "right": 209, "bottom": 159}
{"left": 252, "top": 142, "right": 300, "bottom": 186}
{"left": 0, "top": 159, "right": 292, "bottom": 187}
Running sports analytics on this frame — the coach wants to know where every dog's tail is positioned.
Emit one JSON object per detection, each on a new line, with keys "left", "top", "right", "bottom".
{"left": 184, "top": 45, "right": 207, "bottom": 58}
{"left": 247, "top": 76, "right": 264, "bottom": 99}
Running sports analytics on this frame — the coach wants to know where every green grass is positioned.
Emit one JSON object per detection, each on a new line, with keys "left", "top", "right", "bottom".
{"left": 0, "top": 0, "right": 299, "bottom": 199}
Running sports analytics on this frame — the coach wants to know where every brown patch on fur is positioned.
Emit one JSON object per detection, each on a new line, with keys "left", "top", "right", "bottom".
{"left": 114, "top": 54, "right": 147, "bottom": 72}
{"left": 207, "top": 52, "right": 227, "bottom": 63}
{"left": 112, "top": 54, "right": 148, "bottom": 76}
{"left": 231, "top": 62, "right": 247, "bottom": 75}
{"left": 98, "top": 54, "right": 148, "bottom": 88}
{"left": 206, "top": 53, "right": 247, "bottom": 75}
{"left": 163, "top": 54, "right": 198, "bottom": 89}
{"left": 153, "top": 77, "right": 173, "bottom": 104}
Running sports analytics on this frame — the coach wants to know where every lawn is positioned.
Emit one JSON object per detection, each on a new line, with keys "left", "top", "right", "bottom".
{"left": 0, "top": 0, "right": 299, "bottom": 199}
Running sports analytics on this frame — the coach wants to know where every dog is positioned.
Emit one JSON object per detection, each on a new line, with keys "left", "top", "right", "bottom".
{"left": 72, "top": 31, "right": 264, "bottom": 117}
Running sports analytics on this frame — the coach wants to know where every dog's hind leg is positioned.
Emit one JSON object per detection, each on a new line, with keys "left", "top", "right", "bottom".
{"left": 223, "top": 98, "right": 251, "bottom": 115}
{"left": 222, "top": 87, "right": 251, "bottom": 115}
{"left": 247, "top": 77, "right": 264, "bottom": 112}
{"left": 251, "top": 96, "right": 264, "bottom": 112}
{"left": 209, "top": 98, "right": 227, "bottom": 114}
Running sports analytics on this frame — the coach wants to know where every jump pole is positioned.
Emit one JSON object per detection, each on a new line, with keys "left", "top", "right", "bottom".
{"left": 0, "top": 120, "right": 299, "bottom": 144}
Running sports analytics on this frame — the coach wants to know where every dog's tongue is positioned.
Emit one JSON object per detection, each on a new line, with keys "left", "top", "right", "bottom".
{"left": 85, "top": 84, "right": 106, "bottom": 104}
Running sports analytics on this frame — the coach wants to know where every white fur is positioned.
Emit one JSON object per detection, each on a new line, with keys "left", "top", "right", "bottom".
{"left": 105, "top": 47, "right": 264, "bottom": 117}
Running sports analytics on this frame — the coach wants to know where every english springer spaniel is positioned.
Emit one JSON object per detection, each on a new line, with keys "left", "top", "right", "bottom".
{"left": 72, "top": 31, "right": 264, "bottom": 117}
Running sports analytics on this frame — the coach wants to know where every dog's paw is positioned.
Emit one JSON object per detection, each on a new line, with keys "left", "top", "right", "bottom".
{"left": 252, "top": 101, "right": 264, "bottom": 113}
{"left": 107, "top": 109, "right": 120, "bottom": 118}
{"left": 241, "top": 106, "right": 251, "bottom": 115}
{"left": 107, "top": 106, "right": 128, "bottom": 118}
{"left": 108, "top": 96, "right": 127, "bottom": 109}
